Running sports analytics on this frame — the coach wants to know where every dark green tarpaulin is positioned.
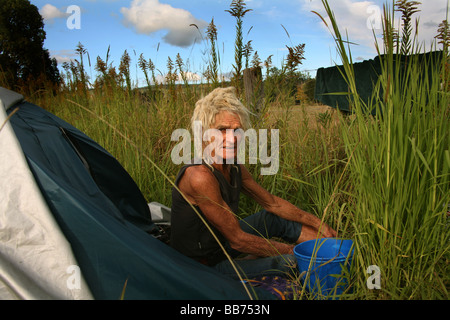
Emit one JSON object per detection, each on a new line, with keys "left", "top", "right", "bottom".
{"left": 8, "top": 101, "right": 273, "bottom": 300}
{"left": 315, "top": 52, "right": 443, "bottom": 114}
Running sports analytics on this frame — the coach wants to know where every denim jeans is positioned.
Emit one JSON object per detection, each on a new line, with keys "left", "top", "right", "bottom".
{"left": 213, "top": 210, "right": 302, "bottom": 280}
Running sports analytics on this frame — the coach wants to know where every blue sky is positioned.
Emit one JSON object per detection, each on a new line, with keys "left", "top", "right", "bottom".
{"left": 30, "top": 0, "right": 448, "bottom": 86}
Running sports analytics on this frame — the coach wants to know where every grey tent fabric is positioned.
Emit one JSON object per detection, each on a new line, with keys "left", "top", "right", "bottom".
{"left": 0, "top": 88, "right": 93, "bottom": 299}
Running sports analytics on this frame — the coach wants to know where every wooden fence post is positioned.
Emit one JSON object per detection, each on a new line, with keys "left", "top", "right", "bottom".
{"left": 243, "top": 67, "right": 264, "bottom": 114}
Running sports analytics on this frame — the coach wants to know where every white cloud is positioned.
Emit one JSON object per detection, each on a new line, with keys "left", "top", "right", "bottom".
{"left": 120, "top": 0, "right": 208, "bottom": 48}
{"left": 417, "top": 2, "right": 449, "bottom": 44}
{"left": 39, "top": 4, "right": 68, "bottom": 22}
{"left": 301, "top": 0, "right": 386, "bottom": 46}
{"left": 301, "top": 0, "right": 449, "bottom": 53}
{"left": 177, "top": 72, "right": 202, "bottom": 82}
{"left": 50, "top": 49, "right": 77, "bottom": 65}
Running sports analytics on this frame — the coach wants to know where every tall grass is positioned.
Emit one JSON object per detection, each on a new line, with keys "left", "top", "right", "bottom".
{"left": 316, "top": 0, "right": 449, "bottom": 299}
{"left": 3, "top": 0, "right": 448, "bottom": 300}
{"left": 226, "top": 0, "right": 252, "bottom": 91}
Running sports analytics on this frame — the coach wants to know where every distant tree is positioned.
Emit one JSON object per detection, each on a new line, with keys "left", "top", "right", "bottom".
{"left": 264, "top": 66, "right": 310, "bottom": 101}
{"left": 0, "top": 0, "right": 60, "bottom": 90}
{"left": 302, "top": 78, "right": 317, "bottom": 103}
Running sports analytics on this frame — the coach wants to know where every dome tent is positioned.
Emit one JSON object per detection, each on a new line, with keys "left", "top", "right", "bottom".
{"left": 0, "top": 87, "right": 270, "bottom": 300}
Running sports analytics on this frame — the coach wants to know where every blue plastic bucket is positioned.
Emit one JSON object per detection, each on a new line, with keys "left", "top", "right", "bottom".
{"left": 293, "top": 238, "right": 354, "bottom": 299}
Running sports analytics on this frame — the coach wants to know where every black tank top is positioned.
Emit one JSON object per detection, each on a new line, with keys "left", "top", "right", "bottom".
{"left": 170, "top": 161, "right": 242, "bottom": 266}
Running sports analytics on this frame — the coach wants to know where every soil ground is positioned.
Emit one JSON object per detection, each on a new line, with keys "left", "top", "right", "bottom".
{"left": 268, "top": 103, "right": 340, "bottom": 129}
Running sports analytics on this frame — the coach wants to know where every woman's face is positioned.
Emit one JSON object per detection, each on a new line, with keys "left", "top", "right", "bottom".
{"left": 206, "top": 111, "right": 243, "bottom": 164}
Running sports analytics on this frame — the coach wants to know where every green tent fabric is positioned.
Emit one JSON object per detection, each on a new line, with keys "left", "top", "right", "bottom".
{"left": 4, "top": 93, "right": 274, "bottom": 300}
{"left": 315, "top": 58, "right": 382, "bottom": 114}
{"left": 315, "top": 52, "right": 443, "bottom": 114}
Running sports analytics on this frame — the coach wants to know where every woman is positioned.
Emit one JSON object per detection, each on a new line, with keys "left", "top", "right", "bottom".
{"left": 170, "top": 87, "right": 336, "bottom": 279}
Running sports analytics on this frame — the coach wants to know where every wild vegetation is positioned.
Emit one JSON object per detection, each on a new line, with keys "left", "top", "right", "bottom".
{"left": 1, "top": 0, "right": 448, "bottom": 300}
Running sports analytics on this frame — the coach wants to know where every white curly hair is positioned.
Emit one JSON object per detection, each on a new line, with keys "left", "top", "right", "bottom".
{"left": 191, "top": 87, "right": 251, "bottom": 133}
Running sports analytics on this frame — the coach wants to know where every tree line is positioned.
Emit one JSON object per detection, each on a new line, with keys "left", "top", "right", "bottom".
{"left": 0, "top": 0, "right": 60, "bottom": 92}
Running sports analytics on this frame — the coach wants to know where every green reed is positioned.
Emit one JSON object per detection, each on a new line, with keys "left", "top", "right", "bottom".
{"left": 316, "top": 0, "right": 449, "bottom": 299}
